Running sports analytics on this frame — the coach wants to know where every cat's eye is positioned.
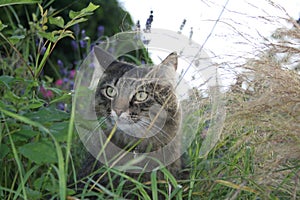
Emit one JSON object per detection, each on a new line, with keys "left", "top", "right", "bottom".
{"left": 105, "top": 86, "right": 117, "bottom": 98}
{"left": 135, "top": 91, "right": 148, "bottom": 102}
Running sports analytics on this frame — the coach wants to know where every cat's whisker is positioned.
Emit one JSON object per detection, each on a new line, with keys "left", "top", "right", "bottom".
{"left": 134, "top": 127, "right": 167, "bottom": 148}
{"left": 137, "top": 119, "right": 175, "bottom": 143}
{"left": 141, "top": 105, "right": 178, "bottom": 123}
{"left": 87, "top": 116, "right": 111, "bottom": 139}
{"left": 129, "top": 120, "right": 167, "bottom": 147}
{"left": 138, "top": 118, "right": 169, "bottom": 132}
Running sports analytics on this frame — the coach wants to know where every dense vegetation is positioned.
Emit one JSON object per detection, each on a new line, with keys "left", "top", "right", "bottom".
{"left": 0, "top": 0, "right": 299, "bottom": 199}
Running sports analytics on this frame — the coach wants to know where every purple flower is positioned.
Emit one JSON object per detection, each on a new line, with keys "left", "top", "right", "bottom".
{"left": 40, "top": 86, "right": 53, "bottom": 99}
{"left": 97, "top": 25, "right": 104, "bottom": 37}
{"left": 81, "top": 29, "right": 86, "bottom": 38}
{"left": 55, "top": 79, "right": 63, "bottom": 86}
{"left": 69, "top": 69, "right": 76, "bottom": 79}
{"left": 80, "top": 40, "right": 87, "bottom": 48}
{"left": 90, "top": 44, "right": 95, "bottom": 51}
{"left": 145, "top": 10, "right": 154, "bottom": 32}
{"left": 73, "top": 24, "right": 80, "bottom": 36}
{"left": 57, "top": 59, "right": 64, "bottom": 68}
{"left": 69, "top": 80, "right": 74, "bottom": 90}
{"left": 189, "top": 27, "right": 193, "bottom": 40}
{"left": 136, "top": 20, "right": 140, "bottom": 29}
{"left": 71, "top": 40, "right": 78, "bottom": 50}
{"left": 143, "top": 39, "right": 150, "bottom": 45}
{"left": 60, "top": 68, "right": 68, "bottom": 76}
{"left": 35, "top": 38, "right": 40, "bottom": 46}
{"left": 57, "top": 102, "right": 65, "bottom": 111}
{"left": 63, "top": 77, "right": 69, "bottom": 83}
{"left": 40, "top": 46, "right": 46, "bottom": 55}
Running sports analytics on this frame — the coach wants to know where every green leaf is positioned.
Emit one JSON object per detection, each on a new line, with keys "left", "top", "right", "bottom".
{"left": 83, "top": 2, "right": 100, "bottom": 13}
{"left": 0, "top": 20, "right": 7, "bottom": 31}
{"left": 0, "top": 75, "right": 14, "bottom": 89}
{"left": 24, "top": 106, "right": 69, "bottom": 123}
{"left": 68, "top": 10, "right": 80, "bottom": 20}
{"left": 51, "top": 30, "right": 75, "bottom": 40}
{"left": 0, "top": 144, "right": 10, "bottom": 160}
{"left": 25, "top": 187, "right": 42, "bottom": 200}
{"left": 27, "top": 100, "right": 44, "bottom": 109}
{"left": 0, "top": 0, "right": 41, "bottom": 7}
{"left": 10, "top": 35, "right": 25, "bottom": 40}
{"left": 12, "top": 125, "right": 39, "bottom": 142}
{"left": 38, "top": 31, "right": 56, "bottom": 43}
{"left": 38, "top": 3, "right": 43, "bottom": 16}
{"left": 69, "top": 2, "right": 99, "bottom": 19}
{"left": 60, "top": 30, "right": 75, "bottom": 40}
{"left": 65, "top": 18, "right": 87, "bottom": 29}
{"left": 0, "top": 107, "right": 50, "bottom": 134}
{"left": 50, "top": 121, "right": 69, "bottom": 142}
{"left": 3, "top": 91, "right": 20, "bottom": 102}
{"left": 23, "top": 79, "right": 39, "bottom": 96}
{"left": 4, "top": 90, "right": 24, "bottom": 102}
{"left": 35, "top": 177, "right": 75, "bottom": 197}
{"left": 49, "top": 16, "right": 64, "bottom": 28}
{"left": 34, "top": 175, "right": 59, "bottom": 193}
{"left": 19, "top": 140, "right": 57, "bottom": 164}
{"left": 9, "top": 35, "right": 25, "bottom": 44}
{"left": 46, "top": 85, "right": 63, "bottom": 96}
{"left": 49, "top": 92, "right": 71, "bottom": 104}
{"left": 0, "top": 100, "right": 17, "bottom": 112}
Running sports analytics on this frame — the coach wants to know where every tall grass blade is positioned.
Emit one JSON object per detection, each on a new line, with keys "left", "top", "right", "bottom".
{"left": 1, "top": 113, "right": 28, "bottom": 199}
{"left": 36, "top": 43, "right": 51, "bottom": 78}
{"left": 151, "top": 170, "right": 158, "bottom": 200}
{"left": 0, "top": 0, "right": 41, "bottom": 7}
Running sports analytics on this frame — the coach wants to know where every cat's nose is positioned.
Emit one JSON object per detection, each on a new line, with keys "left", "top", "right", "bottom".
{"left": 114, "top": 109, "right": 123, "bottom": 117}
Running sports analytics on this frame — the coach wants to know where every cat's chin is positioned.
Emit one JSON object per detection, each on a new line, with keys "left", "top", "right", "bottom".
{"left": 106, "top": 117, "right": 161, "bottom": 138}
{"left": 108, "top": 117, "right": 135, "bottom": 131}
{"left": 115, "top": 118, "right": 133, "bottom": 126}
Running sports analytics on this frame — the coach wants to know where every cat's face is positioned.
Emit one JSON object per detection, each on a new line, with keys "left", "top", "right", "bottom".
{"left": 94, "top": 48, "right": 179, "bottom": 140}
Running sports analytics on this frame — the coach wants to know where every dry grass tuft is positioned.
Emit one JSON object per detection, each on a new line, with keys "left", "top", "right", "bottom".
{"left": 223, "top": 22, "right": 300, "bottom": 197}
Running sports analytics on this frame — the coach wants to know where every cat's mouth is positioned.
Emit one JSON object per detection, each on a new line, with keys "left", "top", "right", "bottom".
{"left": 115, "top": 117, "right": 135, "bottom": 125}
{"left": 108, "top": 113, "right": 163, "bottom": 138}
{"left": 110, "top": 110, "right": 136, "bottom": 124}
{"left": 109, "top": 114, "right": 141, "bottom": 133}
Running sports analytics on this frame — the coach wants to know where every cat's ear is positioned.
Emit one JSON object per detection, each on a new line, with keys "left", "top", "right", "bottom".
{"left": 147, "top": 52, "right": 178, "bottom": 87}
{"left": 89, "top": 46, "right": 116, "bottom": 89}
{"left": 160, "top": 52, "right": 178, "bottom": 71}
{"left": 93, "top": 46, "right": 115, "bottom": 69}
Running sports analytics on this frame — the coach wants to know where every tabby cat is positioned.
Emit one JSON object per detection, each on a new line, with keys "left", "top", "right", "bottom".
{"left": 76, "top": 47, "right": 184, "bottom": 198}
